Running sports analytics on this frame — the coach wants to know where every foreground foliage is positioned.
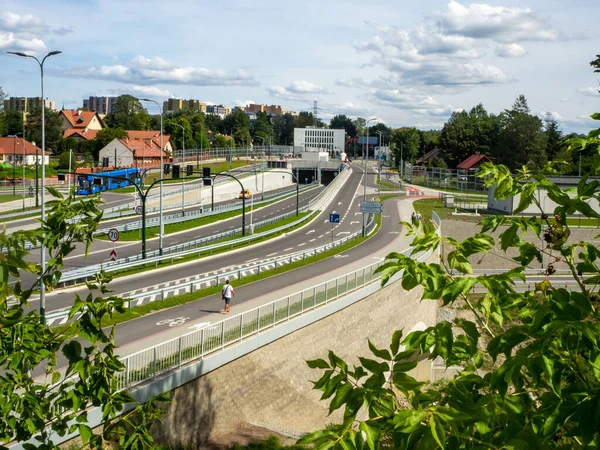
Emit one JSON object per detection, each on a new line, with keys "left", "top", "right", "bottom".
{"left": 299, "top": 59, "right": 600, "bottom": 449}
{"left": 0, "top": 188, "right": 167, "bottom": 449}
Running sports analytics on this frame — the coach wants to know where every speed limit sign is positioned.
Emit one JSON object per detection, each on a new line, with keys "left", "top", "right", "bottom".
{"left": 108, "top": 228, "right": 120, "bottom": 242}
{"left": 135, "top": 205, "right": 143, "bottom": 215}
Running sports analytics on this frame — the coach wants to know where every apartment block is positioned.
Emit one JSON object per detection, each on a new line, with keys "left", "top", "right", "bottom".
{"left": 4, "top": 97, "right": 56, "bottom": 113}
{"left": 82, "top": 96, "right": 119, "bottom": 115}
{"left": 243, "top": 103, "right": 288, "bottom": 116}
{"left": 206, "top": 104, "right": 231, "bottom": 118}
{"left": 164, "top": 98, "right": 207, "bottom": 114}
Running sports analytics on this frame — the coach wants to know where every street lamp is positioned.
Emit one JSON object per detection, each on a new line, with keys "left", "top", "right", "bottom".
{"left": 9, "top": 49, "right": 61, "bottom": 325}
{"left": 172, "top": 123, "right": 186, "bottom": 216}
{"left": 139, "top": 98, "right": 164, "bottom": 255}
{"left": 362, "top": 117, "right": 379, "bottom": 237}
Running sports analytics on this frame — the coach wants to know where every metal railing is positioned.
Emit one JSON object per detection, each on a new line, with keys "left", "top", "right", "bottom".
{"left": 45, "top": 211, "right": 376, "bottom": 324}
{"left": 116, "top": 220, "right": 420, "bottom": 391}
{"left": 56, "top": 166, "right": 350, "bottom": 284}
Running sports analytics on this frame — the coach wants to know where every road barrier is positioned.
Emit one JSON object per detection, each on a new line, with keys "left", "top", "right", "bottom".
{"left": 56, "top": 166, "right": 351, "bottom": 285}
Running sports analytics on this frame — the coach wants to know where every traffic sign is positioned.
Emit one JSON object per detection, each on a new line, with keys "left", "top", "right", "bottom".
{"left": 108, "top": 228, "right": 120, "bottom": 242}
{"left": 360, "top": 201, "right": 383, "bottom": 214}
{"left": 329, "top": 213, "right": 340, "bottom": 223}
{"left": 135, "top": 205, "right": 143, "bottom": 215}
{"left": 109, "top": 249, "right": 117, "bottom": 261}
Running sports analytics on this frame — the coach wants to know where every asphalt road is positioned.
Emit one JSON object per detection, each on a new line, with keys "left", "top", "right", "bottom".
{"left": 33, "top": 164, "right": 410, "bottom": 374}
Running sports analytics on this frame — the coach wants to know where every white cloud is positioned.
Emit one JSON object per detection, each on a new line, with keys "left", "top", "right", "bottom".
{"left": 437, "top": 1, "right": 560, "bottom": 43}
{"left": 234, "top": 100, "right": 256, "bottom": 107}
{"left": 579, "top": 87, "right": 599, "bottom": 97}
{"left": 130, "top": 85, "right": 173, "bottom": 98}
{"left": 0, "top": 31, "right": 46, "bottom": 52}
{"left": 0, "top": 11, "right": 47, "bottom": 34}
{"left": 0, "top": 11, "right": 72, "bottom": 53}
{"left": 495, "top": 43, "right": 527, "bottom": 58}
{"left": 267, "top": 80, "right": 330, "bottom": 101}
{"left": 53, "top": 55, "right": 259, "bottom": 87}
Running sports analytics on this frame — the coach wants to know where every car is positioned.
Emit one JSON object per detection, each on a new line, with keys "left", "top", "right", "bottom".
{"left": 239, "top": 189, "right": 252, "bottom": 199}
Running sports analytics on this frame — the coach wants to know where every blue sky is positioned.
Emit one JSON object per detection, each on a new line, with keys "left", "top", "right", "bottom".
{"left": 1, "top": 0, "right": 599, "bottom": 133}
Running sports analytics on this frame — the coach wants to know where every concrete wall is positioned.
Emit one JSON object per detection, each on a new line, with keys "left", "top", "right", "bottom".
{"left": 150, "top": 259, "right": 438, "bottom": 447}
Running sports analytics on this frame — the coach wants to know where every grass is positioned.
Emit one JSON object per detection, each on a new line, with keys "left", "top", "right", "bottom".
{"left": 142, "top": 160, "right": 250, "bottom": 185}
{"left": 97, "top": 193, "right": 296, "bottom": 241}
{"left": 0, "top": 194, "right": 23, "bottom": 203}
{"left": 53, "top": 211, "right": 383, "bottom": 334}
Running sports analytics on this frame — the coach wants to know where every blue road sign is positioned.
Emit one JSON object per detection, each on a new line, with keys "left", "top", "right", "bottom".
{"left": 329, "top": 213, "right": 340, "bottom": 223}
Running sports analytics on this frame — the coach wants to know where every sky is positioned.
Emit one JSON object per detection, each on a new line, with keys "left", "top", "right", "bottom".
{"left": 1, "top": 0, "right": 599, "bottom": 133}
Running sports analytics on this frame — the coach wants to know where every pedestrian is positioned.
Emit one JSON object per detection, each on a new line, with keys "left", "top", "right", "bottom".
{"left": 416, "top": 212, "right": 422, "bottom": 222}
{"left": 411, "top": 212, "right": 416, "bottom": 225}
{"left": 221, "top": 279, "right": 235, "bottom": 314}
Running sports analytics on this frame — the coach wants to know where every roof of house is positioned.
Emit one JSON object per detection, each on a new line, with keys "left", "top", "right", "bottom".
{"left": 456, "top": 153, "right": 493, "bottom": 170}
{"left": 0, "top": 137, "right": 49, "bottom": 155}
{"left": 416, "top": 148, "right": 443, "bottom": 165}
{"left": 118, "top": 138, "right": 167, "bottom": 158}
{"left": 63, "top": 128, "right": 99, "bottom": 140}
{"left": 125, "top": 130, "right": 171, "bottom": 146}
{"left": 59, "top": 109, "right": 103, "bottom": 129}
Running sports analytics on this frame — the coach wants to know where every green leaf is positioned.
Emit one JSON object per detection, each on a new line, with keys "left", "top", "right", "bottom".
{"left": 390, "top": 330, "right": 403, "bottom": 356}
{"left": 78, "top": 424, "right": 92, "bottom": 444}
{"left": 500, "top": 224, "right": 520, "bottom": 251}
{"left": 359, "top": 421, "right": 381, "bottom": 450}
{"left": 368, "top": 340, "right": 392, "bottom": 361}
{"left": 359, "top": 357, "right": 389, "bottom": 375}
{"left": 307, "top": 358, "right": 330, "bottom": 369}
{"left": 429, "top": 416, "right": 446, "bottom": 449}
{"left": 329, "top": 382, "right": 353, "bottom": 414}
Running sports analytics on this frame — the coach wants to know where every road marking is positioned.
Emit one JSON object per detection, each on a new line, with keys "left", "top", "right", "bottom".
{"left": 306, "top": 229, "right": 315, "bottom": 234}
{"left": 297, "top": 243, "right": 306, "bottom": 247}
{"left": 383, "top": 215, "right": 390, "bottom": 218}
{"left": 309, "top": 238, "right": 316, "bottom": 242}
{"left": 337, "top": 232, "right": 350, "bottom": 236}
{"left": 266, "top": 252, "right": 278, "bottom": 257}
{"left": 246, "top": 258, "right": 259, "bottom": 262}
{"left": 389, "top": 231, "right": 401, "bottom": 234}
{"left": 350, "top": 221, "right": 359, "bottom": 224}
{"left": 284, "top": 247, "right": 293, "bottom": 251}
{"left": 334, "top": 254, "right": 349, "bottom": 258}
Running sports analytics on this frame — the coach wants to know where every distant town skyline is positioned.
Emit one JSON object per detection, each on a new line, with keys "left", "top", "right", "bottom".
{"left": 1, "top": 0, "right": 599, "bottom": 133}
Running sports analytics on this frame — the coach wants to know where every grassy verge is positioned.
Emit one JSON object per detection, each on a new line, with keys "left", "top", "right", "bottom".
{"left": 54, "top": 211, "right": 383, "bottom": 333}
{"left": 0, "top": 194, "right": 22, "bottom": 203}
{"left": 97, "top": 192, "right": 297, "bottom": 241}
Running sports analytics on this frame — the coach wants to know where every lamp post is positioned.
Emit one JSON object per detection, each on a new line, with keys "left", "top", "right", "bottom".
{"left": 173, "top": 123, "right": 186, "bottom": 216}
{"left": 9, "top": 49, "right": 61, "bottom": 325}
{"left": 362, "top": 117, "right": 378, "bottom": 237}
{"left": 139, "top": 98, "right": 164, "bottom": 255}
{"left": 255, "top": 136, "right": 267, "bottom": 200}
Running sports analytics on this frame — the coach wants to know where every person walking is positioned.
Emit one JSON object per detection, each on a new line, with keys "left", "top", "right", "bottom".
{"left": 221, "top": 279, "right": 235, "bottom": 314}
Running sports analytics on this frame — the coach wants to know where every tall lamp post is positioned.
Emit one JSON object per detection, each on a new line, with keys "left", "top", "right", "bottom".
{"left": 362, "top": 117, "right": 378, "bottom": 237}
{"left": 139, "top": 98, "right": 164, "bottom": 255}
{"left": 173, "top": 123, "right": 186, "bottom": 216}
{"left": 9, "top": 50, "right": 61, "bottom": 325}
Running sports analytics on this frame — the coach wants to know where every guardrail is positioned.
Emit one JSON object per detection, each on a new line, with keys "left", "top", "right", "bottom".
{"left": 95, "top": 184, "right": 317, "bottom": 235}
{"left": 116, "top": 216, "right": 412, "bottom": 391}
{"left": 45, "top": 211, "right": 376, "bottom": 325}
{"left": 56, "top": 166, "right": 350, "bottom": 285}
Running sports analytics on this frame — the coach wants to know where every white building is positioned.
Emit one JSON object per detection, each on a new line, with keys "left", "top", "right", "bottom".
{"left": 0, "top": 137, "right": 50, "bottom": 165}
{"left": 294, "top": 127, "right": 345, "bottom": 152}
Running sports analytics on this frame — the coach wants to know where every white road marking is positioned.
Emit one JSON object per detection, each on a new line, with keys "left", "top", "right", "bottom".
{"left": 266, "top": 252, "right": 278, "bottom": 257}
{"left": 306, "top": 230, "right": 315, "bottom": 234}
{"left": 284, "top": 247, "right": 293, "bottom": 251}
{"left": 350, "top": 221, "right": 359, "bottom": 224}
{"left": 188, "top": 322, "right": 210, "bottom": 331}
{"left": 336, "top": 232, "right": 350, "bottom": 236}
{"left": 297, "top": 243, "right": 306, "bottom": 247}
{"left": 334, "top": 254, "right": 349, "bottom": 258}
{"left": 309, "top": 238, "right": 316, "bottom": 242}
{"left": 246, "top": 258, "right": 259, "bottom": 262}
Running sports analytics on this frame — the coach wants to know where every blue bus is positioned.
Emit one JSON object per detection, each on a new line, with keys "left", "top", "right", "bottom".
{"left": 76, "top": 167, "right": 141, "bottom": 195}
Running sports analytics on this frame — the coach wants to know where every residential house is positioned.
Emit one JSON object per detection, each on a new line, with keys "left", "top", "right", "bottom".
{"left": 59, "top": 109, "right": 105, "bottom": 141}
{"left": 98, "top": 137, "right": 169, "bottom": 168}
{"left": 0, "top": 137, "right": 50, "bottom": 166}
{"left": 456, "top": 152, "right": 494, "bottom": 170}
{"left": 124, "top": 131, "right": 173, "bottom": 154}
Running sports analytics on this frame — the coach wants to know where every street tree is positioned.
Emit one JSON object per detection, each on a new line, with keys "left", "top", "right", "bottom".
{"left": 390, "top": 127, "right": 421, "bottom": 164}
{"left": 104, "top": 95, "right": 151, "bottom": 130}
{"left": 294, "top": 111, "right": 324, "bottom": 129}
{"left": 253, "top": 111, "right": 274, "bottom": 143}
{"left": 498, "top": 95, "right": 547, "bottom": 170}
{"left": 544, "top": 113, "right": 564, "bottom": 161}
{"left": 24, "top": 106, "right": 63, "bottom": 154}
{"left": 213, "top": 133, "right": 230, "bottom": 148}
{"left": 330, "top": 115, "right": 357, "bottom": 137}
{"left": 272, "top": 113, "right": 295, "bottom": 145}
{"left": 2, "top": 109, "right": 24, "bottom": 137}
{"left": 0, "top": 190, "right": 168, "bottom": 448}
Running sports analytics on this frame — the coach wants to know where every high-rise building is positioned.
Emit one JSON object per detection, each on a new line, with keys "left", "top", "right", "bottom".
{"left": 4, "top": 97, "right": 56, "bottom": 113}
{"left": 206, "top": 104, "right": 231, "bottom": 118}
{"left": 244, "top": 103, "right": 288, "bottom": 116}
{"left": 163, "top": 98, "right": 207, "bottom": 114}
{"left": 82, "top": 96, "right": 119, "bottom": 115}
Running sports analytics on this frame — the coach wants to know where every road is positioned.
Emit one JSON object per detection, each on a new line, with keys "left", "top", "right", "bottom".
{"left": 33, "top": 164, "right": 415, "bottom": 374}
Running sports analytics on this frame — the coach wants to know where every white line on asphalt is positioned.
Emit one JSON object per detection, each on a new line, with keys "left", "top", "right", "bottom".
{"left": 266, "top": 252, "right": 278, "bottom": 257}
{"left": 297, "top": 243, "right": 306, "bottom": 247}
{"left": 246, "top": 258, "right": 259, "bottom": 263}
{"left": 309, "top": 239, "right": 316, "bottom": 242}
{"left": 284, "top": 247, "right": 293, "bottom": 251}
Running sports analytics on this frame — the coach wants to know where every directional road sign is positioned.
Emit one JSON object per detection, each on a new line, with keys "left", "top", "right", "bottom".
{"left": 329, "top": 213, "right": 340, "bottom": 223}
{"left": 108, "top": 228, "right": 120, "bottom": 242}
{"left": 135, "top": 205, "right": 143, "bottom": 215}
{"left": 109, "top": 249, "right": 117, "bottom": 261}
{"left": 360, "top": 201, "right": 383, "bottom": 214}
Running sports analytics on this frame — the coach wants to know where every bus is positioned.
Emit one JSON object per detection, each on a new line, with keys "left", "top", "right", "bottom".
{"left": 76, "top": 167, "right": 141, "bottom": 195}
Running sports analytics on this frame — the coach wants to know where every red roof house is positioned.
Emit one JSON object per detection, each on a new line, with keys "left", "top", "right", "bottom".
{"left": 456, "top": 153, "right": 493, "bottom": 170}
